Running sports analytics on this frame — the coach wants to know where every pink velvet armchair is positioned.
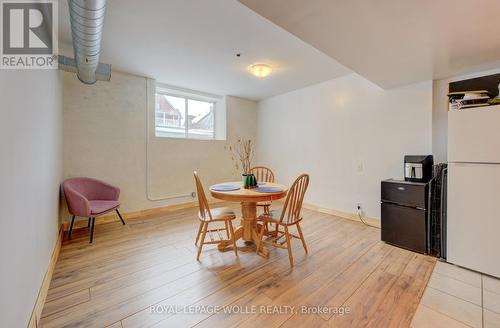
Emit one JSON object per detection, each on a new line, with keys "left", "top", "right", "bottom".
{"left": 62, "top": 177, "right": 125, "bottom": 243}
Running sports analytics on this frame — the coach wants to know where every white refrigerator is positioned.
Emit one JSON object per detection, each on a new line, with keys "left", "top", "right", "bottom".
{"left": 447, "top": 105, "right": 500, "bottom": 278}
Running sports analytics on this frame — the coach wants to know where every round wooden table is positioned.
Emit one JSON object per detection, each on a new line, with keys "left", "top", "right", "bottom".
{"left": 210, "top": 181, "right": 288, "bottom": 256}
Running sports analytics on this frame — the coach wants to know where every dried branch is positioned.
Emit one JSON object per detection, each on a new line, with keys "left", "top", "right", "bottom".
{"left": 225, "top": 138, "right": 255, "bottom": 174}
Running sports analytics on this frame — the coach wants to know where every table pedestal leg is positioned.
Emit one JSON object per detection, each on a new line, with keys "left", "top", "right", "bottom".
{"left": 218, "top": 226, "right": 242, "bottom": 252}
{"left": 241, "top": 202, "right": 256, "bottom": 242}
{"left": 217, "top": 201, "right": 270, "bottom": 256}
{"left": 252, "top": 229, "right": 270, "bottom": 257}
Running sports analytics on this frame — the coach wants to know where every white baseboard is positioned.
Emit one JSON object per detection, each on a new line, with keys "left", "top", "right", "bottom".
{"left": 28, "top": 226, "right": 63, "bottom": 328}
{"left": 302, "top": 202, "right": 381, "bottom": 228}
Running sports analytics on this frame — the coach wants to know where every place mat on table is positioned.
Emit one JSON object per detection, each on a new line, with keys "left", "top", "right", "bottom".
{"left": 210, "top": 185, "right": 240, "bottom": 192}
{"left": 253, "top": 186, "right": 283, "bottom": 193}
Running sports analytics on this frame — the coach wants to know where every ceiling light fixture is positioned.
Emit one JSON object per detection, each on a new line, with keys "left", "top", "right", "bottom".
{"left": 248, "top": 63, "right": 272, "bottom": 78}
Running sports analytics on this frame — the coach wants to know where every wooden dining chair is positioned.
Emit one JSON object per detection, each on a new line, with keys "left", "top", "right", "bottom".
{"left": 256, "top": 174, "right": 310, "bottom": 267}
{"left": 251, "top": 166, "right": 275, "bottom": 211}
{"left": 193, "top": 171, "right": 238, "bottom": 260}
{"left": 251, "top": 166, "right": 275, "bottom": 185}
{"left": 251, "top": 166, "right": 276, "bottom": 235}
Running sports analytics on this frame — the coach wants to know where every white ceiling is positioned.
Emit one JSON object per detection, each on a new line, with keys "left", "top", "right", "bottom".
{"left": 58, "top": 0, "right": 350, "bottom": 100}
{"left": 240, "top": 0, "right": 500, "bottom": 89}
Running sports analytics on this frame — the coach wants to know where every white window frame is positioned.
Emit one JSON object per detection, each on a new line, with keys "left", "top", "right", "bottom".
{"left": 155, "top": 88, "right": 217, "bottom": 140}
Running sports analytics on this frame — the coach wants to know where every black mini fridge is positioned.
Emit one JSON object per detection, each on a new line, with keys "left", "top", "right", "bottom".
{"left": 381, "top": 179, "right": 430, "bottom": 254}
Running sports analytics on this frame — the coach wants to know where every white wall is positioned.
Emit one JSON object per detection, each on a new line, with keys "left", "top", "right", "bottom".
{"left": 63, "top": 70, "right": 257, "bottom": 214}
{"left": 432, "top": 78, "right": 448, "bottom": 163}
{"left": 0, "top": 70, "right": 62, "bottom": 327}
{"left": 256, "top": 73, "right": 432, "bottom": 219}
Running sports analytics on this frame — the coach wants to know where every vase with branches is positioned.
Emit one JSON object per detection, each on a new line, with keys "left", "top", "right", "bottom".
{"left": 225, "top": 138, "right": 257, "bottom": 188}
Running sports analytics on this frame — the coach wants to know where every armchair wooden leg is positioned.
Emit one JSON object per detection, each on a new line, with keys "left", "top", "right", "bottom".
{"left": 296, "top": 222, "right": 308, "bottom": 254}
{"left": 195, "top": 221, "right": 204, "bottom": 246}
{"left": 87, "top": 217, "right": 91, "bottom": 228}
{"left": 116, "top": 209, "right": 125, "bottom": 225}
{"left": 196, "top": 222, "right": 208, "bottom": 261}
{"left": 225, "top": 221, "right": 230, "bottom": 239}
{"left": 89, "top": 217, "right": 95, "bottom": 243}
{"left": 228, "top": 220, "right": 238, "bottom": 257}
{"left": 264, "top": 222, "right": 269, "bottom": 235}
{"left": 68, "top": 215, "right": 76, "bottom": 239}
{"left": 285, "top": 226, "right": 293, "bottom": 267}
{"left": 256, "top": 221, "right": 266, "bottom": 255}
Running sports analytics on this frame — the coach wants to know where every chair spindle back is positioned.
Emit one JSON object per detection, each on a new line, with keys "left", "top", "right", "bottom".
{"left": 279, "top": 174, "right": 310, "bottom": 225}
{"left": 251, "top": 166, "right": 275, "bottom": 183}
{"left": 193, "top": 171, "right": 212, "bottom": 221}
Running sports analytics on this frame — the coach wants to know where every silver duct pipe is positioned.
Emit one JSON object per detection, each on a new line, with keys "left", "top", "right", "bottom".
{"left": 58, "top": 55, "right": 111, "bottom": 81}
{"left": 68, "top": 0, "right": 107, "bottom": 84}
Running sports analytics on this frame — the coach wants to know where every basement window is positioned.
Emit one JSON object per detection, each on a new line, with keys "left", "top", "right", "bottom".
{"left": 155, "top": 90, "right": 216, "bottom": 140}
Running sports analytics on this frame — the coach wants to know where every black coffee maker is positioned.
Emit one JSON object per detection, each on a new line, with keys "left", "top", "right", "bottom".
{"left": 404, "top": 155, "right": 434, "bottom": 182}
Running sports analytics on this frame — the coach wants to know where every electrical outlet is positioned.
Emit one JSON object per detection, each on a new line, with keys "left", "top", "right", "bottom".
{"left": 357, "top": 162, "right": 363, "bottom": 173}
{"left": 356, "top": 203, "right": 362, "bottom": 215}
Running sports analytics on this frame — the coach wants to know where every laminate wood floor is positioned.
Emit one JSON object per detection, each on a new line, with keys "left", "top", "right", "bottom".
{"left": 39, "top": 202, "right": 435, "bottom": 328}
